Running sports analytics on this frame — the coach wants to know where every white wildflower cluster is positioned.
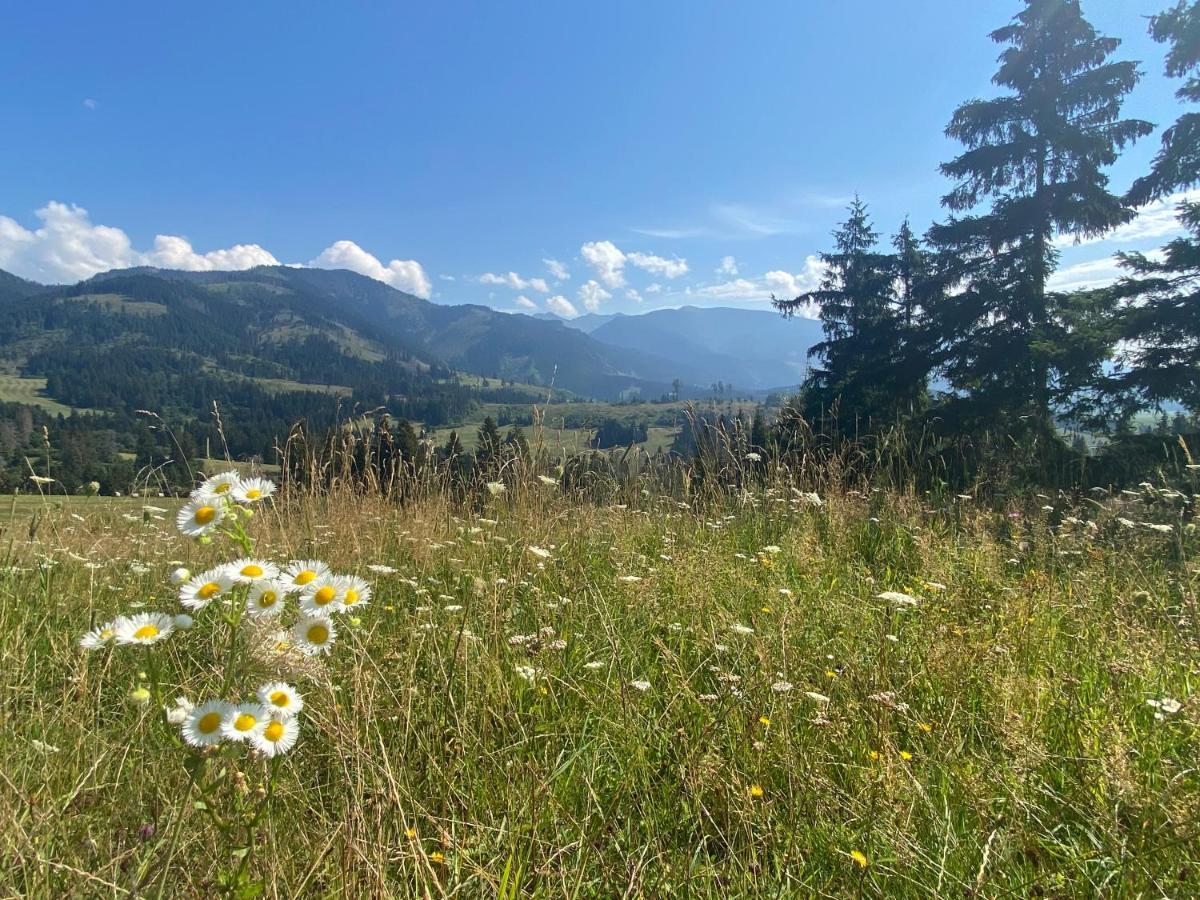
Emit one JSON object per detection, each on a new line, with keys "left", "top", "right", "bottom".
{"left": 78, "top": 470, "right": 371, "bottom": 762}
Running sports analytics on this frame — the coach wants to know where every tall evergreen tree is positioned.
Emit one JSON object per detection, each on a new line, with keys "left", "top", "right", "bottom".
{"left": 1101, "top": 4, "right": 1200, "bottom": 418}
{"left": 1128, "top": 1, "right": 1200, "bottom": 204}
{"left": 930, "top": 0, "right": 1151, "bottom": 433}
{"left": 774, "top": 198, "right": 910, "bottom": 431}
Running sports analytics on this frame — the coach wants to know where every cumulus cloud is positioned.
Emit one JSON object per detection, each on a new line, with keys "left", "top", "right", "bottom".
{"left": 578, "top": 279, "right": 612, "bottom": 313}
{"left": 626, "top": 288, "right": 643, "bottom": 303}
{"left": 681, "top": 257, "right": 826, "bottom": 314}
{"left": 543, "top": 257, "right": 569, "bottom": 281}
{"left": 546, "top": 294, "right": 579, "bottom": 318}
{"left": 1046, "top": 255, "right": 1141, "bottom": 292}
{"left": 479, "top": 271, "right": 549, "bottom": 292}
{"left": 0, "top": 202, "right": 276, "bottom": 284}
{"left": 580, "top": 240, "right": 627, "bottom": 288}
{"left": 627, "top": 250, "right": 688, "bottom": 279}
{"left": 146, "top": 235, "right": 278, "bottom": 271}
{"left": 309, "top": 240, "right": 432, "bottom": 298}
{"left": 717, "top": 255, "right": 738, "bottom": 276}
{"left": 645, "top": 283, "right": 662, "bottom": 294}
{"left": 513, "top": 294, "right": 538, "bottom": 310}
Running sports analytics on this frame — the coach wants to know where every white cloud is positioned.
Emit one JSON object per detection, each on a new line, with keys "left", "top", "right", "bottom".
{"left": 679, "top": 258, "right": 826, "bottom": 315}
{"left": 627, "top": 250, "right": 688, "bottom": 279}
{"left": 479, "top": 271, "right": 549, "bottom": 292}
{"left": 1057, "top": 189, "right": 1200, "bottom": 248}
{"left": 513, "top": 294, "right": 538, "bottom": 310}
{"left": 546, "top": 294, "right": 579, "bottom": 318}
{"left": 1047, "top": 256, "right": 1123, "bottom": 292}
{"left": 543, "top": 257, "right": 569, "bottom": 281}
{"left": 310, "top": 240, "right": 432, "bottom": 298}
{"left": 580, "top": 240, "right": 627, "bottom": 288}
{"left": 626, "top": 288, "right": 643, "bottom": 303}
{"left": 82, "top": 98, "right": 97, "bottom": 111}
{"left": 578, "top": 279, "right": 612, "bottom": 313}
{"left": 717, "top": 255, "right": 738, "bottom": 276}
{"left": 146, "top": 235, "right": 278, "bottom": 271}
{"left": 645, "top": 283, "right": 662, "bottom": 294}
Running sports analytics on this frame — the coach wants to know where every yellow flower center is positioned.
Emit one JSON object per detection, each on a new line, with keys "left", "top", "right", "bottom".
{"left": 241, "top": 564, "right": 264, "bottom": 578}
{"left": 246, "top": 489, "right": 262, "bottom": 499}
{"left": 258, "top": 591, "right": 277, "bottom": 608}
{"left": 199, "top": 582, "right": 222, "bottom": 599}
{"left": 194, "top": 506, "right": 217, "bottom": 525}
{"left": 198, "top": 712, "right": 222, "bottom": 733}
{"left": 269, "top": 690, "right": 289, "bottom": 707}
{"left": 295, "top": 570, "right": 317, "bottom": 585}
{"left": 133, "top": 624, "right": 159, "bottom": 640}
{"left": 263, "top": 720, "right": 286, "bottom": 742}
{"left": 100, "top": 627, "right": 114, "bottom": 639}
{"left": 306, "top": 623, "right": 330, "bottom": 644}
{"left": 343, "top": 589, "right": 359, "bottom": 605}
{"left": 214, "top": 482, "right": 231, "bottom": 494}
{"left": 314, "top": 585, "right": 337, "bottom": 606}
{"left": 234, "top": 713, "right": 257, "bottom": 732}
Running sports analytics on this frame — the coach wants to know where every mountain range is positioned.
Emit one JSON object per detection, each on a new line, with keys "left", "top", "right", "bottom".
{"left": 0, "top": 265, "right": 820, "bottom": 409}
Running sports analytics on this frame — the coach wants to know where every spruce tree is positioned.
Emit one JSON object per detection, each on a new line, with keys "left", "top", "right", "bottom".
{"left": 773, "top": 198, "right": 907, "bottom": 432}
{"left": 930, "top": 0, "right": 1151, "bottom": 433}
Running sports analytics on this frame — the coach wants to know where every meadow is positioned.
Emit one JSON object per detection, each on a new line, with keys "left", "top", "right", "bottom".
{"left": 0, "top": 470, "right": 1196, "bottom": 897}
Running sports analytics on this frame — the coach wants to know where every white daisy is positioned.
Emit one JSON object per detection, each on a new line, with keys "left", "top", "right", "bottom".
{"left": 179, "top": 568, "right": 235, "bottom": 610}
{"left": 256, "top": 681, "right": 303, "bottom": 718}
{"left": 176, "top": 497, "right": 224, "bottom": 538}
{"left": 221, "top": 703, "right": 268, "bottom": 741}
{"left": 283, "top": 559, "right": 331, "bottom": 593}
{"left": 246, "top": 580, "right": 288, "bottom": 618}
{"left": 299, "top": 576, "right": 343, "bottom": 617}
{"left": 181, "top": 700, "right": 234, "bottom": 747}
{"left": 249, "top": 716, "right": 299, "bottom": 758}
{"left": 227, "top": 558, "right": 281, "bottom": 584}
{"left": 113, "top": 612, "right": 175, "bottom": 646}
{"left": 336, "top": 574, "right": 371, "bottom": 611}
{"left": 194, "top": 470, "right": 241, "bottom": 500}
{"left": 168, "top": 566, "right": 191, "bottom": 586}
{"left": 293, "top": 616, "right": 337, "bottom": 656}
{"left": 232, "top": 476, "right": 275, "bottom": 504}
{"left": 165, "top": 696, "right": 194, "bottom": 725}
{"left": 79, "top": 620, "right": 118, "bottom": 650}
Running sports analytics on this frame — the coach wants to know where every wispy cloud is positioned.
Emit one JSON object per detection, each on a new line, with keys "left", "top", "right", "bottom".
{"left": 478, "top": 271, "right": 549, "bottom": 292}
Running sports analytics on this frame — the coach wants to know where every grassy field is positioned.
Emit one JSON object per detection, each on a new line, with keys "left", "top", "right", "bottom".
{"left": 0, "top": 374, "right": 80, "bottom": 417}
{"left": 0, "top": 478, "right": 1196, "bottom": 896}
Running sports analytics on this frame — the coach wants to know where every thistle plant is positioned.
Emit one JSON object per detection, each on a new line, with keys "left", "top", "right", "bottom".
{"left": 78, "top": 470, "right": 370, "bottom": 897}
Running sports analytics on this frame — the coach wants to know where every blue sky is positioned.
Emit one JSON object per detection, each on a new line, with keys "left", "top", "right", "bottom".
{"left": 0, "top": 0, "right": 1192, "bottom": 317}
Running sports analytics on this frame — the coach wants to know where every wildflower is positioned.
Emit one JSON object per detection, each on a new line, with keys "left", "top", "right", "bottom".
{"left": 30, "top": 739, "right": 60, "bottom": 754}
{"left": 850, "top": 850, "right": 868, "bottom": 869}
{"left": 232, "top": 476, "right": 275, "bottom": 504}
{"left": 165, "top": 696, "right": 194, "bottom": 725}
{"left": 247, "top": 580, "right": 288, "bottom": 618}
{"left": 227, "top": 558, "right": 281, "bottom": 584}
{"left": 527, "top": 545, "right": 552, "bottom": 559}
{"left": 222, "top": 704, "right": 268, "bottom": 741}
{"left": 114, "top": 612, "right": 175, "bottom": 646}
{"left": 129, "top": 687, "right": 152, "bottom": 706}
{"left": 583, "top": 660, "right": 605, "bottom": 670}
{"left": 758, "top": 715, "right": 771, "bottom": 727}
{"left": 176, "top": 497, "right": 224, "bottom": 538}
{"left": 730, "top": 623, "right": 754, "bottom": 635}
{"left": 249, "top": 716, "right": 299, "bottom": 757}
{"left": 618, "top": 575, "right": 642, "bottom": 583}
{"left": 429, "top": 851, "right": 445, "bottom": 864}
{"left": 299, "top": 576, "right": 344, "bottom": 617}
{"left": 293, "top": 616, "right": 337, "bottom": 656}
{"left": 283, "top": 559, "right": 331, "bottom": 592}
{"left": 485, "top": 481, "right": 506, "bottom": 496}
{"left": 537, "top": 474, "right": 558, "bottom": 486}
{"left": 899, "top": 750, "right": 913, "bottom": 760}
{"left": 804, "top": 692, "right": 830, "bottom": 704}
{"left": 181, "top": 701, "right": 231, "bottom": 747}
{"left": 367, "top": 564, "right": 398, "bottom": 575}
{"left": 745, "top": 452, "right": 762, "bottom": 462}
{"left": 173, "top": 613, "right": 195, "bottom": 630}
{"left": 514, "top": 665, "right": 538, "bottom": 684}
{"left": 630, "top": 680, "right": 651, "bottom": 692}
{"left": 916, "top": 722, "right": 932, "bottom": 733}
{"left": 169, "top": 566, "right": 191, "bottom": 586}
{"left": 79, "top": 620, "right": 118, "bottom": 650}
{"left": 1147, "top": 697, "right": 1183, "bottom": 718}
{"left": 257, "top": 682, "right": 303, "bottom": 718}
{"left": 749, "top": 784, "right": 764, "bottom": 798}
{"left": 876, "top": 590, "right": 920, "bottom": 606}
{"left": 336, "top": 574, "right": 372, "bottom": 609}
{"left": 405, "top": 827, "right": 418, "bottom": 840}
{"left": 180, "top": 568, "right": 235, "bottom": 610}
{"left": 195, "top": 470, "right": 241, "bottom": 499}
{"left": 771, "top": 681, "right": 793, "bottom": 693}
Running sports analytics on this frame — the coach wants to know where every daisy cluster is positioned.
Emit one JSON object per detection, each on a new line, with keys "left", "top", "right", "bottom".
{"left": 78, "top": 470, "right": 370, "bottom": 760}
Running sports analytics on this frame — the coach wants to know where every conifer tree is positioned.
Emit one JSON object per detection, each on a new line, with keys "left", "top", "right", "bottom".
{"left": 930, "top": 0, "right": 1151, "bottom": 433}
